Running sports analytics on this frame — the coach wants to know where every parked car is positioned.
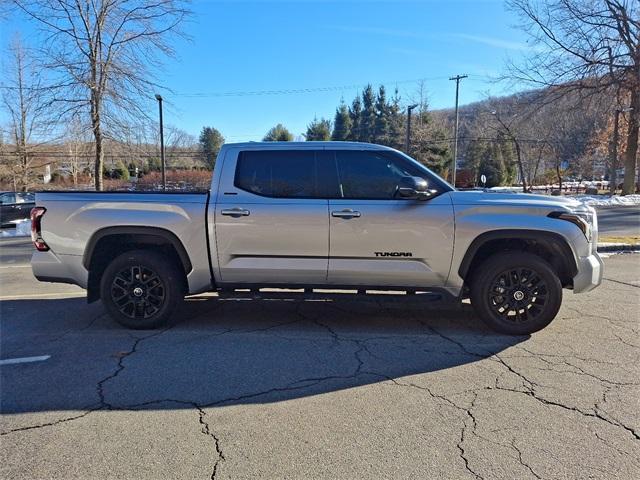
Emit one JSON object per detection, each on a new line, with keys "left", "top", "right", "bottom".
{"left": 30, "top": 142, "right": 603, "bottom": 334}
{"left": 0, "top": 191, "right": 35, "bottom": 227}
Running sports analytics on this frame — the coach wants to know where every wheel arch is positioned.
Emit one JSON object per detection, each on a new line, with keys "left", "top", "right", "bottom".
{"left": 458, "top": 229, "right": 578, "bottom": 288}
{"left": 84, "top": 226, "right": 192, "bottom": 303}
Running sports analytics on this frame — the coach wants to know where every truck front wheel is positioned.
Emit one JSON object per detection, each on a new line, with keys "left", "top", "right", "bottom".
{"left": 100, "top": 250, "right": 184, "bottom": 329}
{"left": 470, "top": 252, "right": 562, "bottom": 335}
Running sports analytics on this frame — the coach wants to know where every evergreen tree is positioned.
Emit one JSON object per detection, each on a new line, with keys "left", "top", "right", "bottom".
{"left": 464, "top": 136, "right": 513, "bottom": 187}
{"left": 463, "top": 139, "right": 485, "bottom": 181}
{"left": 477, "top": 142, "right": 506, "bottom": 187}
{"left": 147, "top": 156, "right": 162, "bottom": 172}
{"left": 263, "top": 123, "right": 294, "bottom": 141}
{"left": 374, "top": 85, "right": 390, "bottom": 144}
{"left": 348, "top": 96, "right": 362, "bottom": 141}
{"left": 387, "top": 88, "right": 404, "bottom": 150}
{"left": 305, "top": 117, "right": 332, "bottom": 141}
{"left": 112, "top": 160, "right": 130, "bottom": 181}
{"left": 199, "top": 126, "right": 225, "bottom": 169}
{"left": 361, "top": 84, "right": 376, "bottom": 142}
{"left": 331, "top": 102, "right": 352, "bottom": 141}
{"left": 411, "top": 115, "right": 452, "bottom": 176}
{"left": 496, "top": 131, "right": 517, "bottom": 184}
{"left": 127, "top": 161, "right": 137, "bottom": 178}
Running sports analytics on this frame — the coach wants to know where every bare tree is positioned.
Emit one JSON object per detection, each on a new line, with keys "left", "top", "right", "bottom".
{"left": 1, "top": 36, "right": 51, "bottom": 191}
{"left": 64, "top": 115, "right": 92, "bottom": 186}
{"left": 486, "top": 102, "right": 529, "bottom": 192}
{"left": 507, "top": 0, "right": 640, "bottom": 194}
{"left": 11, "top": 0, "right": 190, "bottom": 190}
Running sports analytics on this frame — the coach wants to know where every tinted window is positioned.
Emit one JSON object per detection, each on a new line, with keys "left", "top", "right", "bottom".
{"left": 334, "top": 150, "right": 426, "bottom": 199}
{"left": 0, "top": 193, "right": 16, "bottom": 205}
{"left": 18, "top": 192, "right": 35, "bottom": 203}
{"left": 235, "top": 150, "right": 337, "bottom": 198}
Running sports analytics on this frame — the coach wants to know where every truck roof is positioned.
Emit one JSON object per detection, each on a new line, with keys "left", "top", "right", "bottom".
{"left": 223, "top": 141, "right": 396, "bottom": 151}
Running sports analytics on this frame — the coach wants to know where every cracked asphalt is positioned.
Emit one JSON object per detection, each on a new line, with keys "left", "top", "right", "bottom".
{"left": 0, "top": 241, "right": 639, "bottom": 479}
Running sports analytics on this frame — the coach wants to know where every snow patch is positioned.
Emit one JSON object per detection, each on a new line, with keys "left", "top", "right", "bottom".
{"left": 485, "top": 188, "right": 640, "bottom": 207}
{"left": 574, "top": 194, "right": 640, "bottom": 207}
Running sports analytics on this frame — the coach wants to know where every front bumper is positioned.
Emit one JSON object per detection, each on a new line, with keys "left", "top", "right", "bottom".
{"left": 572, "top": 252, "right": 604, "bottom": 294}
{"left": 569, "top": 205, "right": 603, "bottom": 294}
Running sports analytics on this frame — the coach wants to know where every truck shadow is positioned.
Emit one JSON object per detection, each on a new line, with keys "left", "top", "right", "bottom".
{"left": 1, "top": 293, "right": 528, "bottom": 416}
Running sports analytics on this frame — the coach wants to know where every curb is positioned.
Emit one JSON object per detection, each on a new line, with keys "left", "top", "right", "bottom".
{"left": 597, "top": 243, "right": 640, "bottom": 252}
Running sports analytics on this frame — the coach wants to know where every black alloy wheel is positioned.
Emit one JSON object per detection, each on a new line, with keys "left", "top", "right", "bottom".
{"left": 101, "top": 250, "right": 183, "bottom": 329}
{"left": 487, "top": 267, "right": 549, "bottom": 324}
{"left": 110, "top": 264, "right": 166, "bottom": 320}
{"left": 470, "top": 252, "right": 562, "bottom": 335}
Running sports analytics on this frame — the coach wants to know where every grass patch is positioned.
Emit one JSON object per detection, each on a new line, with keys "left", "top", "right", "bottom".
{"left": 599, "top": 235, "right": 640, "bottom": 244}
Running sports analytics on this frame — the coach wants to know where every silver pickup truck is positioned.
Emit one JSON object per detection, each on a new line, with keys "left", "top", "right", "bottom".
{"left": 30, "top": 142, "right": 603, "bottom": 334}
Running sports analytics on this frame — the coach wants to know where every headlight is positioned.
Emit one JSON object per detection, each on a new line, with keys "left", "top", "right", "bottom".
{"left": 548, "top": 211, "right": 593, "bottom": 241}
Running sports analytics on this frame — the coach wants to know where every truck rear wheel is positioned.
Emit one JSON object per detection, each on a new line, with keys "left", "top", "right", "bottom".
{"left": 470, "top": 252, "right": 562, "bottom": 335}
{"left": 100, "top": 250, "right": 184, "bottom": 329}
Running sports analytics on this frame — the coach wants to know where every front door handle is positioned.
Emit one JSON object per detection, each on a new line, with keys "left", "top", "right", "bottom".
{"left": 331, "top": 209, "right": 361, "bottom": 218}
{"left": 221, "top": 207, "right": 250, "bottom": 217}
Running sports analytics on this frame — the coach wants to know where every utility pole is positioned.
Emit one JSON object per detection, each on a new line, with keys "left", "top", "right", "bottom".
{"left": 155, "top": 94, "right": 166, "bottom": 190}
{"left": 405, "top": 104, "right": 418, "bottom": 154}
{"left": 449, "top": 74, "right": 467, "bottom": 187}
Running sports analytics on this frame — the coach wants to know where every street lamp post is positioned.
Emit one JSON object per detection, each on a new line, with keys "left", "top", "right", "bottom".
{"left": 155, "top": 94, "right": 166, "bottom": 190}
{"left": 405, "top": 104, "right": 418, "bottom": 154}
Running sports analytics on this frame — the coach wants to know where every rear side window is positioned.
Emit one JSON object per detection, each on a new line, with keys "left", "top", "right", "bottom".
{"left": 334, "top": 150, "right": 424, "bottom": 199}
{"left": 235, "top": 150, "right": 337, "bottom": 198}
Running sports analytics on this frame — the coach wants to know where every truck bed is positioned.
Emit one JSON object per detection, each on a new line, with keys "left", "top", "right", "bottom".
{"left": 33, "top": 190, "right": 213, "bottom": 295}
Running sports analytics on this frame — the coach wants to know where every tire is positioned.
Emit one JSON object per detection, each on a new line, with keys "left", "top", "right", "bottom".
{"left": 470, "top": 252, "right": 562, "bottom": 335}
{"left": 100, "top": 249, "right": 184, "bottom": 329}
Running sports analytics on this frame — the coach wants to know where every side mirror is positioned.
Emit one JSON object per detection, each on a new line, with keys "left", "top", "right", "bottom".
{"left": 396, "top": 176, "right": 435, "bottom": 200}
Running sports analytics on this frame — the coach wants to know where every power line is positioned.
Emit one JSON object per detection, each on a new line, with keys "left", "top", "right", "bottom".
{"left": 169, "top": 76, "right": 449, "bottom": 98}
{"left": 0, "top": 75, "right": 477, "bottom": 99}
{"left": 0, "top": 137, "right": 575, "bottom": 160}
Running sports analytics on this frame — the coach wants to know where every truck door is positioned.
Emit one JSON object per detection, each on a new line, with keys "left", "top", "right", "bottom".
{"left": 327, "top": 149, "right": 454, "bottom": 287}
{"left": 213, "top": 148, "right": 331, "bottom": 285}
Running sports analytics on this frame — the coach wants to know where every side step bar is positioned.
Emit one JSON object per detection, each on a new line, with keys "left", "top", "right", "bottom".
{"left": 214, "top": 287, "right": 446, "bottom": 302}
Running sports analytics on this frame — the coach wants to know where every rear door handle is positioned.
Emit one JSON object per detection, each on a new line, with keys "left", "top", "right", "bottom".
{"left": 331, "top": 209, "right": 361, "bottom": 218}
{"left": 221, "top": 207, "right": 250, "bottom": 217}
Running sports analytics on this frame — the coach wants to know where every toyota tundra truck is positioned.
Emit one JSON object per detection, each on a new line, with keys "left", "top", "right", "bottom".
{"left": 30, "top": 142, "right": 603, "bottom": 334}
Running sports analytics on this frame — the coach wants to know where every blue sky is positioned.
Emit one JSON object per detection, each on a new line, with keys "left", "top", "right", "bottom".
{"left": 1, "top": 0, "right": 534, "bottom": 142}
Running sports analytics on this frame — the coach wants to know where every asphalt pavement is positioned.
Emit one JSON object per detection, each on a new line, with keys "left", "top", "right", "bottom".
{"left": 595, "top": 206, "right": 640, "bottom": 237}
{"left": 0, "top": 237, "right": 639, "bottom": 479}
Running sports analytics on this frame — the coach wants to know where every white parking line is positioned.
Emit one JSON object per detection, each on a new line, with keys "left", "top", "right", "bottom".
{"left": 0, "top": 292, "right": 85, "bottom": 300}
{"left": 0, "top": 355, "right": 51, "bottom": 366}
{"left": 0, "top": 265, "right": 31, "bottom": 269}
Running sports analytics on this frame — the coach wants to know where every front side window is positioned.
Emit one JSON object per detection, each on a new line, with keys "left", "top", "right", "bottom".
{"left": 17, "top": 192, "right": 34, "bottom": 202}
{"left": 334, "top": 150, "right": 428, "bottom": 199}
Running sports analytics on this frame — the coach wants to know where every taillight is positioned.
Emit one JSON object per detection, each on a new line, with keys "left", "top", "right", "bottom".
{"left": 30, "top": 207, "right": 49, "bottom": 251}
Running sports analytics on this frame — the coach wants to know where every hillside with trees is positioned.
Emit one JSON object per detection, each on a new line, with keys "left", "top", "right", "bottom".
{"left": 504, "top": 0, "right": 639, "bottom": 194}
{"left": 430, "top": 88, "right": 615, "bottom": 189}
